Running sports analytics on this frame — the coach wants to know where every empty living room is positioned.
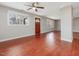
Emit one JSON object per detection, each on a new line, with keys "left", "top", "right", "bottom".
{"left": 0, "top": 1, "right": 79, "bottom": 58}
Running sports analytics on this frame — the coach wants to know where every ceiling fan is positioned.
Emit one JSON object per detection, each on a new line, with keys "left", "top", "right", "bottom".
{"left": 25, "top": 2, "right": 44, "bottom": 12}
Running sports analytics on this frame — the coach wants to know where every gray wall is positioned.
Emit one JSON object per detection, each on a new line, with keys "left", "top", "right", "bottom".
{"left": 0, "top": 6, "right": 54, "bottom": 42}
{"left": 73, "top": 18, "right": 79, "bottom": 32}
{"left": 41, "top": 18, "right": 54, "bottom": 33}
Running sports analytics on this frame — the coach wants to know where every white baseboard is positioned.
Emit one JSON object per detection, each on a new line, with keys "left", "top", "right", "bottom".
{"left": 0, "top": 34, "right": 34, "bottom": 42}
{"left": 0, "top": 31, "right": 52, "bottom": 42}
{"left": 61, "top": 39, "right": 72, "bottom": 42}
{"left": 64, "top": 40, "right": 72, "bottom": 42}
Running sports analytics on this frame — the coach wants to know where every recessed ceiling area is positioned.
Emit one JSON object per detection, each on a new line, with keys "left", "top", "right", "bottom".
{"left": 0, "top": 2, "right": 79, "bottom": 19}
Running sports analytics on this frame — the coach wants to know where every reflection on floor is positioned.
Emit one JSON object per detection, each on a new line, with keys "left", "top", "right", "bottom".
{"left": 0, "top": 31, "right": 79, "bottom": 56}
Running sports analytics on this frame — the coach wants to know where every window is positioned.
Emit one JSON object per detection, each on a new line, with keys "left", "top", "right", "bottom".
{"left": 8, "top": 11, "right": 29, "bottom": 26}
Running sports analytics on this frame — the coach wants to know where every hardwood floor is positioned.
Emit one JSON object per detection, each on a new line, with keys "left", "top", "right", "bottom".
{"left": 0, "top": 31, "right": 79, "bottom": 56}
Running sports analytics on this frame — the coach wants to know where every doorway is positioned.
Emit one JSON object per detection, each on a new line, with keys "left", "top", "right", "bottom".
{"left": 54, "top": 20, "right": 61, "bottom": 31}
{"left": 35, "top": 17, "right": 40, "bottom": 36}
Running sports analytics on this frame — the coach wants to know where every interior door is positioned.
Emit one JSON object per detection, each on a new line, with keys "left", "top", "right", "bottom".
{"left": 35, "top": 18, "right": 40, "bottom": 36}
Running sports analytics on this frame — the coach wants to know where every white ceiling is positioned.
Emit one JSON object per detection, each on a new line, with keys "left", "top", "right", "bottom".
{"left": 0, "top": 2, "right": 79, "bottom": 19}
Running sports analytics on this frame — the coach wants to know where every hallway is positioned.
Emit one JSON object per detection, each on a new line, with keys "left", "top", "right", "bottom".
{"left": 0, "top": 32, "right": 79, "bottom": 56}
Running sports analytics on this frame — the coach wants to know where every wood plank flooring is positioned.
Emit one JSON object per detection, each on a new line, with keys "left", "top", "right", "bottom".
{"left": 0, "top": 31, "right": 79, "bottom": 56}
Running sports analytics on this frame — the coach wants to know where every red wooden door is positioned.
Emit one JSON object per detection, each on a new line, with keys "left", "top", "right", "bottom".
{"left": 35, "top": 18, "right": 40, "bottom": 36}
